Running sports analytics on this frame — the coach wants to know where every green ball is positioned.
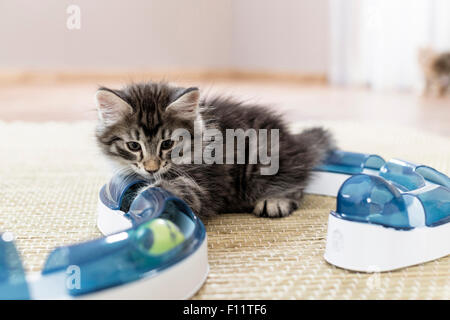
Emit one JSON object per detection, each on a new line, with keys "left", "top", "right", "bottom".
{"left": 136, "top": 218, "right": 185, "bottom": 255}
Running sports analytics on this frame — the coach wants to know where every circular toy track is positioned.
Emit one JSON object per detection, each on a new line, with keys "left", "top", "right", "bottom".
{"left": 0, "top": 176, "right": 208, "bottom": 300}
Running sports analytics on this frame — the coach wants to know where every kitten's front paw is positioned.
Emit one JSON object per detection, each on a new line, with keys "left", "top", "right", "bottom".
{"left": 253, "top": 198, "right": 298, "bottom": 218}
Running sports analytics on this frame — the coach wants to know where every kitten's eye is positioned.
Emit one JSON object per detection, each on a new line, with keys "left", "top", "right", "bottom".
{"left": 126, "top": 141, "right": 141, "bottom": 151}
{"left": 160, "top": 139, "right": 174, "bottom": 150}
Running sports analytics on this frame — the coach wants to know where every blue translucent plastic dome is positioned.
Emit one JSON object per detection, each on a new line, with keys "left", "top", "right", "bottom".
{"left": 318, "top": 151, "right": 450, "bottom": 229}
{"left": 334, "top": 174, "right": 412, "bottom": 229}
{"left": 334, "top": 173, "right": 450, "bottom": 229}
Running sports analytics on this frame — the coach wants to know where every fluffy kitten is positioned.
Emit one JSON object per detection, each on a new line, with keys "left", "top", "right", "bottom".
{"left": 419, "top": 47, "right": 450, "bottom": 97}
{"left": 95, "top": 81, "right": 335, "bottom": 218}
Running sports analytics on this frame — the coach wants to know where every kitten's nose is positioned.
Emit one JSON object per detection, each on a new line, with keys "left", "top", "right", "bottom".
{"left": 144, "top": 159, "right": 160, "bottom": 173}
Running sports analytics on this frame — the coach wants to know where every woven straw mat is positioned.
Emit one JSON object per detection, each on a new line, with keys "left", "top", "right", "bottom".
{"left": 0, "top": 120, "right": 448, "bottom": 299}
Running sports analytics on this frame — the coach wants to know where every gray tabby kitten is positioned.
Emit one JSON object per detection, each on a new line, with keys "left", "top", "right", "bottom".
{"left": 95, "top": 81, "right": 335, "bottom": 218}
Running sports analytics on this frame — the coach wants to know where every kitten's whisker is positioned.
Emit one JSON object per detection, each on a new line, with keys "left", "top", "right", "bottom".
{"left": 170, "top": 166, "right": 201, "bottom": 191}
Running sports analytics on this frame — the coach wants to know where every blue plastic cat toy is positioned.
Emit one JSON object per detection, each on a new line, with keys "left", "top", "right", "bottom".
{"left": 305, "top": 150, "right": 450, "bottom": 272}
{"left": 0, "top": 178, "right": 208, "bottom": 299}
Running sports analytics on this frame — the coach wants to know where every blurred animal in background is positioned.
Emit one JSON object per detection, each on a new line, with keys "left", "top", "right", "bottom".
{"left": 419, "top": 47, "right": 450, "bottom": 97}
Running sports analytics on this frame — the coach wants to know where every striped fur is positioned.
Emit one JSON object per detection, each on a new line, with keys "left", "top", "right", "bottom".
{"left": 95, "top": 81, "right": 335, "bottom": 217}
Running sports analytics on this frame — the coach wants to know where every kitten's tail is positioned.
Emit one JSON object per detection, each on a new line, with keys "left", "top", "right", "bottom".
{"left": 294, "top": 127, "right": 336, "bottom": 169}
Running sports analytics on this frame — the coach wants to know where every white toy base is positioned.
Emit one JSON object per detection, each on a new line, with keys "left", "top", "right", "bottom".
{"left": 97, "top": 198, "right": 132, "bottom": 235}
{"left": 324, "top": 214, "right": 450, "bottom": 272}
{"left": 305, "top": 171, "right": 351, "bottom": 197}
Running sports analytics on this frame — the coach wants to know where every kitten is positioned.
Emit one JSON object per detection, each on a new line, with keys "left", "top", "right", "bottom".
{"left": 95, "top": 81, "right": 335, "bottom": 218}
{"left": 419, "top": 47, "right": 450, "bottom": 97}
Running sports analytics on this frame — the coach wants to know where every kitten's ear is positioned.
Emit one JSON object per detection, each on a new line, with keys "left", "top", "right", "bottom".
{"left": 166, "top": 87, "right": 200, "bottom": 121}
{"left": 95, "top": 89, "right": 133, "bottom": 126}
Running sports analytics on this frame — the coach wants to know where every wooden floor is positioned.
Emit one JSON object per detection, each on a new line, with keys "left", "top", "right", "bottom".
{"left": 0, "top": 79, "right": 449, "bottom": 137}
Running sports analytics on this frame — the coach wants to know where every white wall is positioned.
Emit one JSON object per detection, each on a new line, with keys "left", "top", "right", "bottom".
{"left": 231, "top": 0, "right": 330, "bottom": 73}
{"left": 0, "top": 0, "right": 329, "bottom": 74}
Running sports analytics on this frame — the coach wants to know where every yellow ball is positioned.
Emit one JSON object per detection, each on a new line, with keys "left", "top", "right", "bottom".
{"left": 136, "top": 218, "right": 185, "bottom": 255}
